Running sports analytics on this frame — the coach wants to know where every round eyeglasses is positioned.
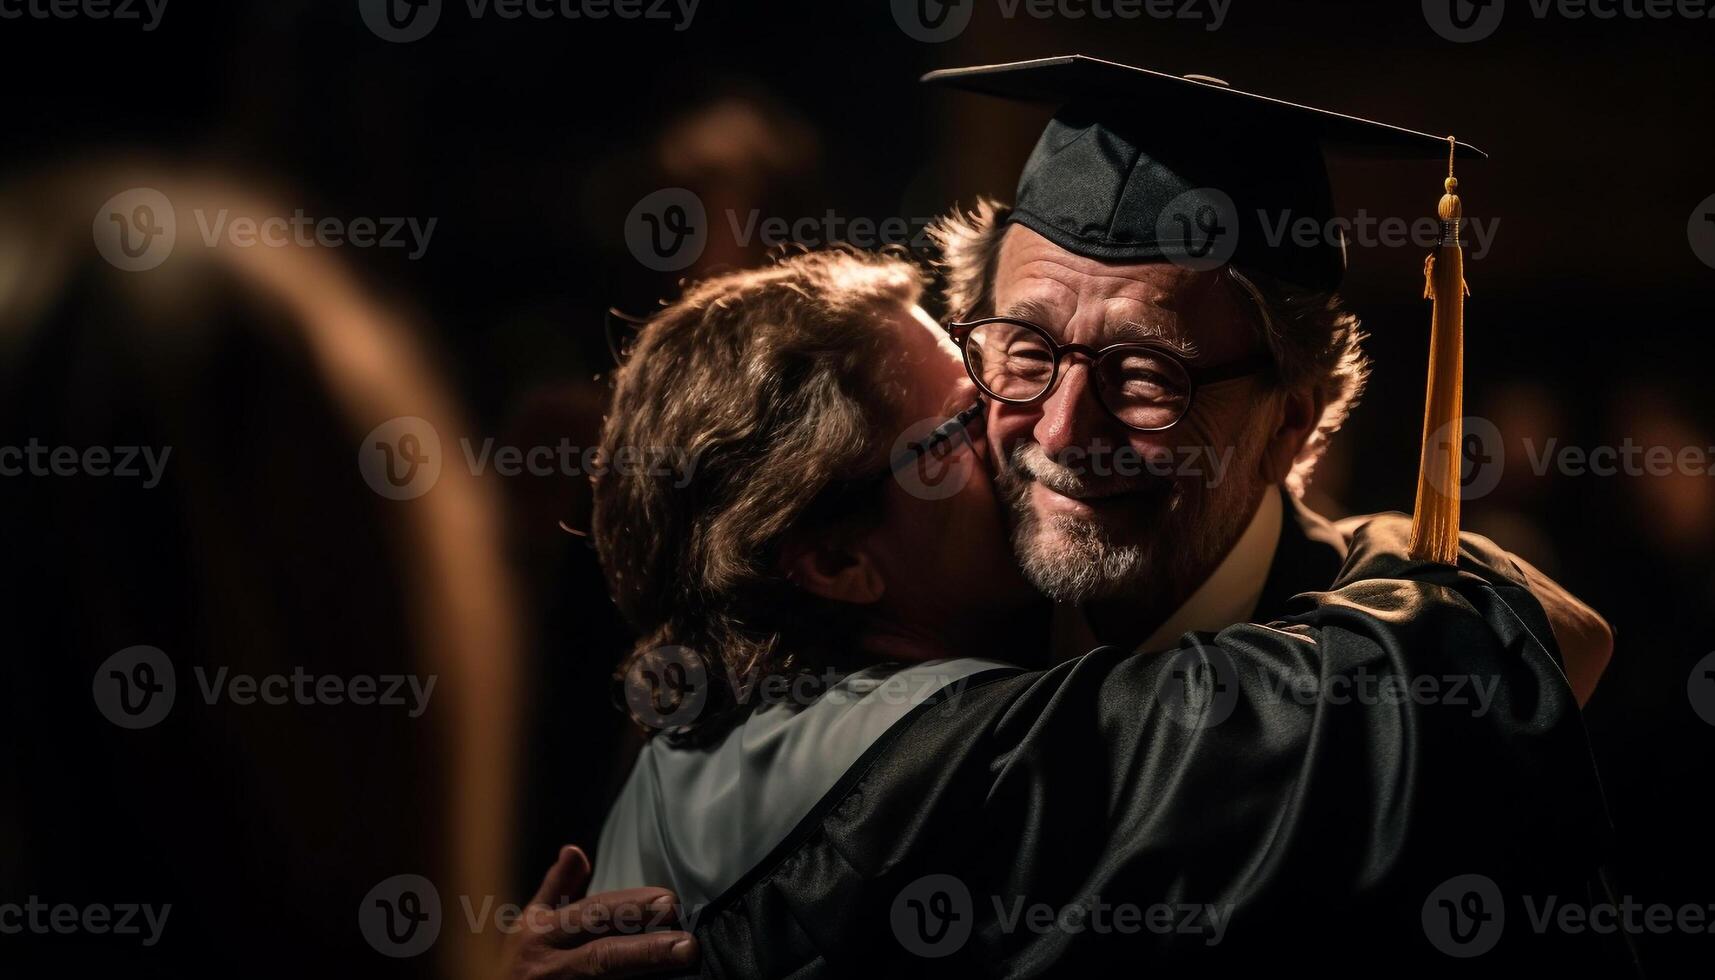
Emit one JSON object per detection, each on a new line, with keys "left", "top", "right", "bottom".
{"left": 947, "top": 317, "right": 1274, "bottom": 432}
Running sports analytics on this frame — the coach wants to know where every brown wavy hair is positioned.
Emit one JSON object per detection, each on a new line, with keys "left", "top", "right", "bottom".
{"left": 594, "top": 249, "right": 925, "bottom": 738}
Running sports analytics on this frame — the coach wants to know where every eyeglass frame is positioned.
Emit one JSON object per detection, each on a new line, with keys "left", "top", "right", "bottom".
{"left": 945, "top": 316, "right": 1275, "bottom": 433}
{"left": 797, "top": 399, "right": 987, "bottom": 525}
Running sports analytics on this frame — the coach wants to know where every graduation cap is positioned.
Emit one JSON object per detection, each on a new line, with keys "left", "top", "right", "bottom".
{"left": 924, "top": 54, "right": 1475, "bottom": 563}
{"left": 921, "top": 54, "right": 1482, "bottom": 293}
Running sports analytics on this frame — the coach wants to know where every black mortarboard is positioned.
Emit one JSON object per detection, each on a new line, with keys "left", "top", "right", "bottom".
{"left": 923, "top": 55, "right": 1485, "bottom": 290}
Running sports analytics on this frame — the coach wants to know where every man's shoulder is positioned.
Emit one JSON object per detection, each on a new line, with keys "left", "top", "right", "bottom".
{"left": 1254, "top": 489, "right": 1352, "bottom": 619}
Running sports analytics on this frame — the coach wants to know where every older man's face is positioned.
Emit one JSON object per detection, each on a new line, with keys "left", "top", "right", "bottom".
{"left": 983, "top": 225, "right": 1285, "bottom": 607}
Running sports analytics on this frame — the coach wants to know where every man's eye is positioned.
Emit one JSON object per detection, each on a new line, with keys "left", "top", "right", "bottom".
{"left": 1004, "top": 347, "right": 1053, "bottom": 370}
{"left": 1106, "top": 355, "right": 1187, "bottom": 403}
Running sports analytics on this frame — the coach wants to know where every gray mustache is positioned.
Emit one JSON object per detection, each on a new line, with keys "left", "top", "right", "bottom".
{"left": 1009, "top": 443, "right": 1168, "bottom": 499}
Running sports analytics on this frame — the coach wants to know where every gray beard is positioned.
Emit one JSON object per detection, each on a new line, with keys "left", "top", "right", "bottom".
{"left": 1000, "top": 442, "right": 1264, "bottom": 608}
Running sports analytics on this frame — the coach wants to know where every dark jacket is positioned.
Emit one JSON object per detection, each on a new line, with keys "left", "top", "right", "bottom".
{"left": 694, "top": 508, "right": 1618, "bottom": 977}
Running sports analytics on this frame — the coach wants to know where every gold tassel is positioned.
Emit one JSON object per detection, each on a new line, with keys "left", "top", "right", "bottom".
{"left": 1409, "top": 137, "right": 1469, "bottom": 565}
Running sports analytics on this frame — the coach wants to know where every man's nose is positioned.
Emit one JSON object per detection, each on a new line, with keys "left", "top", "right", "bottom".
{"left": 1031, "top": 361, "right": 1111, "bottom": 458}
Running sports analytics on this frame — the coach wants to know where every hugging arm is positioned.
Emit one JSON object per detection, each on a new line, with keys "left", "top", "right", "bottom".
{"left": 690, "top": 515, "right": 1615, "bottom": 976}
{"left": 496, "top": 846, "right": 696, "bottom": 980}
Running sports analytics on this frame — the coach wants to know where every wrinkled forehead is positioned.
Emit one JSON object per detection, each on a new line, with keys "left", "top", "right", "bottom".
{"left": 991, "top": 225, "right": 1260, "bottom": 357}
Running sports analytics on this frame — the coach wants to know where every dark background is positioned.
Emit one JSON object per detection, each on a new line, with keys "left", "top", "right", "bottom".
{"left": 4, "top": 0, "right": 1712, "bottom": 974}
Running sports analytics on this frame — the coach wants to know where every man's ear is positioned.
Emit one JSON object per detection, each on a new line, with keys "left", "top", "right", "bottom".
{"left": 1260, "top": 383, "right": 1325, "bottom": 484}
{"left": 777, "top": 531, "right": 886, "bottom": 606}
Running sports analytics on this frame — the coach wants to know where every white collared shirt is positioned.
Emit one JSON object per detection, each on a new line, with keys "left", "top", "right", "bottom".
{"left": 1138, "top": 488, "right": 1284, "bottom": 653}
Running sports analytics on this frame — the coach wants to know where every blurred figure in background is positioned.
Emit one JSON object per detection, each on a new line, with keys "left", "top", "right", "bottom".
{"left": 0, "top": 164, "right": 522, "bottom": 978}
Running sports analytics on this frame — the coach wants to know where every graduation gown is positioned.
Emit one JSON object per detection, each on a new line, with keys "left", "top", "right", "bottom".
{"left": 681, "top": 506, "right": 1618, "bottom": 977}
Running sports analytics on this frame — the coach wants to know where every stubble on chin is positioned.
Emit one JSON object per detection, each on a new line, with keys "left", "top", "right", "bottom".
{"left": 998, "top": 444, "right": 1262, "bottom": 607}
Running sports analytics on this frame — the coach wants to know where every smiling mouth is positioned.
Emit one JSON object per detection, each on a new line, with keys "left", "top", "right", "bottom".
{"left": 1030, "top": 479, "right": 1161, "bottom": 513}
